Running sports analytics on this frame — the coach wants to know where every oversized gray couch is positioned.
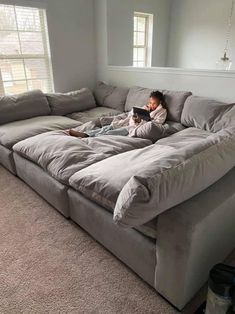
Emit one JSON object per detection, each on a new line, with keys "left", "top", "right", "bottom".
{"left": 0, "top": 82, "right": 234, "bottom": 311}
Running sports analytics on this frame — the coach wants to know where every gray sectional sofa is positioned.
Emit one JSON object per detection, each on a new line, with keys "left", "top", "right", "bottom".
{"left": 0, "top": 82, "right": 234, "bottom": 311}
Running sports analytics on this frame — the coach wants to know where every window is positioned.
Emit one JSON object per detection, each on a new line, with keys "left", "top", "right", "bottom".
{"left": 133, "top": 12, "right": 153, "bottom": 67}
{"left": 0, "top": 4, "right": 54, "bottom": 95}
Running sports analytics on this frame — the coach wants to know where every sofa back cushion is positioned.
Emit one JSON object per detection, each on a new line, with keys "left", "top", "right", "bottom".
{"left": 125, "top": 86, "right": 191, "bottom": 122}
{"left": 162, "top": 90, "right": 192, "bottom": 122}
{"left": 47, "top": 88, "right": 96, "bottom": 116}
{"left": 181, "top": 96, "right": 234, "bottom": 132}
{"left": 94, "top": 81, "right": 129, "bottom": 112}
{"left": 125, "top": 86, "right": 155, "bottom": 112}
{"left": 0, "top": 90, "right": 50, "bottom": 125}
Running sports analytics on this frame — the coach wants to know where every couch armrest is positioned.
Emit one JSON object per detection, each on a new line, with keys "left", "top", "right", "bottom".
{"left": 155, "top": 167, "right": 235, "bottom": 310}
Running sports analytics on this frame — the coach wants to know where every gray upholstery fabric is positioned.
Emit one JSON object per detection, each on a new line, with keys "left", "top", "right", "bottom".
{"left": 135, "top": 219, "right": 158, "bottom": 239}
{"left": 124, "top": 86, "right": 191, "bottom": 122}
{"left": 113, "top": 127, "right": 235, "bottom": 227}
{"left": 46, "top": 88, "right": 96, "bottom": 116}
{"left": 0, "top": 144, "right": 16, "bottom": 174}
{"left": 13, "top": 132, "right": 151, "bottom": 185}
{"left": 94, "top": 81, "right": 115, "bottom": 105}
{"left": 14, "top": 153, "right": 70, "bottom": 217}
{"left": 68, "top": 128, "right": 211, "bottom": 211}
{"left": 213, "top": 105, "right": 235, "bottom": 132}
{"left": 0, "top": 90, "right": 50, "bottom": 125}
{"left": 69, "top": 127, "right": 235, "bottom": 227}
{"left": 94, "top": 81, "right": 129, "bottom": 112}
{"left": 125, "top": 86, "right": 155, "bottom": 112}
{"left": 181, "top": 96, "right": 234, "bottom": 132}
{"left": 156, "top": 127, "right": 211, "bottom": 148}
{"left": 0, "top": 116, "right": 80, "bottom": 148}
{"left": 67, "top": 106, "right": 122, "bottom": 124}
{"left": 130, "top": 121, "right": 185, "bottom": 143}
{"left": 68, "top": 189, "right": 156, "bottom": 287}
{"left": 162, "top": 90, "right": 192, "bottom": 122}
{"left": 155, "top": 166, "right": 235, "bottom": 309}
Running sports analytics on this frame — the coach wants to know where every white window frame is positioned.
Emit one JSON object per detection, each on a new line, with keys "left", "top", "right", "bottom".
{"left": 0, "top": 4, "right": 54, "bottom": 95}
{"left": 133, "top": 12, "right": 153, "bottom": 68}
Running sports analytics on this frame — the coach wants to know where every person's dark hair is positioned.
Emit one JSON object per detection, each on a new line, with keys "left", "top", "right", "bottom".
{"left": 150, "top": 90, "right": 166, "bottom": 108}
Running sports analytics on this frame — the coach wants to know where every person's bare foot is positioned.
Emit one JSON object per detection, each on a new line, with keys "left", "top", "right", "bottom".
{"left": 69, "top": 129, "right": 89, "bottom": 138}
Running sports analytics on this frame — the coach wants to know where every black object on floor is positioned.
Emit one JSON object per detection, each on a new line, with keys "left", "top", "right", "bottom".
{"left": 194, "top": 301, "right": 206, "bottom": 314}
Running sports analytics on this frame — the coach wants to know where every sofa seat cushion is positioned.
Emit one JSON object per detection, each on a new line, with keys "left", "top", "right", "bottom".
{"left": 0, "top": 90, "right": 50, "bottom": 125}
{"left": 94, "top": 82, "right": 129, "bottom": 112}
{"left": 67, "top": 106, "right": 122, "bottom": 124}
{"left": 13, "top": 132, "right": 152, "bottom": 184}
{"left": 70, "top": 127, "right": 235, "bottom": 228}
{"left": 69, "top": 145, "right": 176, "bottom": 211}
{"left": 156, "top": 127, "right": 212, "bottom": 148}
{"left": 68, "top": 127, "right": 216, "bottom": 216}
{"left": 181, "top": 96, "right": 234, "bottom": 132}
{"left": 0, "top": 116, "right": 80, "bottom": 148}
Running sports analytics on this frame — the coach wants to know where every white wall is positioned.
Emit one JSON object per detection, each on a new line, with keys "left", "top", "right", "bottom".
{"left": 2, "top": 0, "right": 96, "bottom": 92}
{"left": 167, "top": 0, "right": 235, "bottom": 70}
{"left": 46, "top": 0, "right": 96, "bottom": 92}
{"left": 95, "top": 0, "right": 235, "bottom": 103}
{"left": 95, "top": 0, "right": 108, "bottom": 81}
{"left": 107, "top": 0, "right": 172, "bottom": 67}
{"left": 107, "top": 67, "right": 235, "bottom": 103}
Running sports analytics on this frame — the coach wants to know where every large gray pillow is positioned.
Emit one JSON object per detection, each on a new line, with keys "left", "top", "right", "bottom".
{"left": 130, "top": 121, "right": 184, "bottom": 143}
{"left": 181, "top": 96, "right": 234, "bottom": 132}
{"left": 113, "top": 128, "right": 235, "bottom": 227}
{"left": 124, "top": 86, "right": 155, "bottom": 112}
{"left": 47, "top": 88, "right": 96, "bottom": 116}
{"left": 163, "top": 90, "right": 192, "bottom": 122}
{"left": 94, "top": 81, "right": 129, "bottom": 112}
{"left": 0, "top": 90, "right": 50, "bottom": 125}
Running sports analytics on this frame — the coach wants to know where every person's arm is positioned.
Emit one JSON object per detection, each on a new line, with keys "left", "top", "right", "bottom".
{"left": 152, "top": 108, "right": 167, "bottom": 124}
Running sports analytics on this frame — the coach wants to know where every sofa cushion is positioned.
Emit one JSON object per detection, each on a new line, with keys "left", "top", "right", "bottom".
{"left": 130, "top": 121, "right": 185, "bottom": 143}
{"left": 94, "top": 81, "right": 129, "bottom": 112}
{"left": 0, "top": 116, "right": 80, "bottom": 148}
{"left": 0, "top": 90, "right": 50, "bottom": 125}
{"left": 46, "top": 88, "right": 96, "bottom": 116}
{"left": 112, "top": 127, "right": 235, "bottom": 227}
{"left": 157, "top": 127, "right": 212, "bottom": 148}
{"left": 125, "top": 86, "right": 155, "bottom": 112}
{"left": 67, "top": 106, "right": 122, "bottom": 124}
{"left": 162, "top": 90, "right": 192, "bottom": 122}
{"left": 68, "top": 127, "right": 215, "bottom": 217}
{"left": 125, "top": 86, "right": 191, "bottom": 122}
{"left": 181, "top": 96, "right": 234, "bottom": 132}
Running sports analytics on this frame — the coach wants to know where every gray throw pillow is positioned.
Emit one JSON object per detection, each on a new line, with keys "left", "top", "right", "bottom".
{"left": 181, "top": 96, "right": 234, "bottom": 132}
{"left": 46, "top": 88, "right": 96, "bottom": 116}
{"left": 130, "top": 122, "right": 166, "bottom": 143}
{"left": 94, "top": 81, "right": 129, "bottom": 112}
{"left": 124, "top": 86, "right": 156, "bottom": 112}
{"left": 130, "top": 121, "right": 185, "bottom": 143}
{"left": 0, "top": 90, "right": 50, "bottom": 125}
{"left": 163, "top": 90, "right": 192, "bottom": 122}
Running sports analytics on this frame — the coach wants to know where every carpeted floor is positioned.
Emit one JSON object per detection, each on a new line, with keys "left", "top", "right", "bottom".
{"left": 0, "top": 166, "right": 234, "bottom": 314}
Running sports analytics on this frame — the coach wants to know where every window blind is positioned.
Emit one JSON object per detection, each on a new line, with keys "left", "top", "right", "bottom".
{"left": 0, "top": 4, "right": 54, "bottom": 95}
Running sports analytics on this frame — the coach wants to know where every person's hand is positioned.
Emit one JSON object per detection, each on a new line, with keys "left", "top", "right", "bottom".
{"left": 143, "top": 105, "right": 150, "bottom": 111}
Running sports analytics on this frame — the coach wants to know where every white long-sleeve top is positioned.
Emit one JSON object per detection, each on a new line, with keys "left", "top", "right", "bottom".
{"left": 111, "top": 105, "right": 167, "bottom": 135}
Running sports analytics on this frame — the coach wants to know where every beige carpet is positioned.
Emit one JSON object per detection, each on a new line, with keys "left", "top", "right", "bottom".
{"left": 0, "top": 166, "right": 234, "bottom": 314}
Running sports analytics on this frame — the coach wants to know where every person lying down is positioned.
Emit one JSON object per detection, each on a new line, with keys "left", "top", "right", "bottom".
{"left": 69, "top": 90, "right": 167, "bottom": 139}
